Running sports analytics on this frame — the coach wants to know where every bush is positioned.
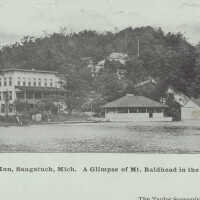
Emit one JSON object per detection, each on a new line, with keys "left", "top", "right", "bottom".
{"left": 165, "top": 94, "right": 181, "bottom": 121}
{"left": 0, "top": 115, "right": 18, "bottom": 123}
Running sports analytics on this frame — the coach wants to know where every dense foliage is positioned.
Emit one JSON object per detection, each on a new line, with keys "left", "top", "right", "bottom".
{"left": 0, "top": 26, "right": 199, "bottom": 113}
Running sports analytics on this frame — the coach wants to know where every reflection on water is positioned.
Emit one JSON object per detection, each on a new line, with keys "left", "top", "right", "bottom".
{"left": 0, "top": 122, "right": 200, "bottom": 153}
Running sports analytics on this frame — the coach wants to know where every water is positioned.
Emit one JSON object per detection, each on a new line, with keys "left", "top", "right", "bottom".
{"left": 0, "top": 122, "right": 200, "bottom": 153}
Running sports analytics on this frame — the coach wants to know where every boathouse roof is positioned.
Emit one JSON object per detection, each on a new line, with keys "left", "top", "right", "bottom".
{"left": 103, "top": 94, "right": 168, "bottom": 108}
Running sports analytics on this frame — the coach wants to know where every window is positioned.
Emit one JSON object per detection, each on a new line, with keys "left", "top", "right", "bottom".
{"left": 9, "top": 104, "right": 13, "bottom": 113}
{"left": 130, "top": 108, "right": 140, "bottom": 113}
{"left": 9, "top": 77, "right": 12, "bottom": 86}
{"left": 155, "top": 108, "right": 162, "bottom": 113}
{"left": 160, "top": 97, "right": 166, "bottom": 104}
{"left": 17, "top": 77, "right": 21, "bottom": 86}
{"left": 149, "top": 113, "right": 153, "bottom": 118}
{"left": 3, "top": 92, "right": 9, "bottom": 101}
{"left": 35, "top": 92, "right": 42, "bottom": 99}
{"left": 117, "top": 108, "right": 128, "bottom": 113}
{"left": 138, "top": 108, "right": 147, "bottom": 113}
{"left": 129, "top": 108, "right": 137, "bottom": 113}
{"left": 28, "top": 78, "right": 31, "bottom": 86}
{"left": 9, "top": 91, "right": 12, "bottom": 100}
{"left": 147, "top": 108, "right": 154, "bottom": 113}
{"left": 4, "top": 78, "right": 7, "bottom": 86}
{"left": 44, "top": 79, "right": 47, "bottom": 87}
{"left": 107, "top": 108, "right": 117, "bottom": 113}
{"left": 27, "top": 91, "right": 33, "bottom": 99}
{"left": 38, "top": 78, "right": 41, "bottom": 87}
{"left": 50, "top": 79, "right": 53, "bottom": 87}
{"left": 33, "top": 78, "right": 36, "bottom": 86}
{"left": 1, "top": 104, "right": 5, "bottom": 113}
{"left": 23, "top": 77, "right": 26, "bottom": 86}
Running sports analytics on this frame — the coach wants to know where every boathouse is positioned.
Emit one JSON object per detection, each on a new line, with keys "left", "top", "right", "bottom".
{"left": 103, "top": 94, "right": 172, "bottom": 122}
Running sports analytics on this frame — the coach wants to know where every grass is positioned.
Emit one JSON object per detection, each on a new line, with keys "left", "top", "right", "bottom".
{"left": 50, "top": 112, "right": 92, "bottom": 122}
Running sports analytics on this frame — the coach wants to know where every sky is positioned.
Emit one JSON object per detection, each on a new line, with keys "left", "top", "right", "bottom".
{"left": 0, "top": 0, "right": 200, "bottom": 46}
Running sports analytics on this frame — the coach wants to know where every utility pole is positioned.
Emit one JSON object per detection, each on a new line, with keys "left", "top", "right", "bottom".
{"left": 137, "top": 39, "right": 140, "bottom": 57}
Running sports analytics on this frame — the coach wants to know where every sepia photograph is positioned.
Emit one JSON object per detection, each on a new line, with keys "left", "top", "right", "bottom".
{"left": 0, "top": 0, "right": 200, "bottom": 153}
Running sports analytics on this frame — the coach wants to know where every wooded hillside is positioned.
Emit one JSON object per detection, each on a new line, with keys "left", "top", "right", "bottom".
{"left": 0, "top": 26, "right": 199, "bottom": 113}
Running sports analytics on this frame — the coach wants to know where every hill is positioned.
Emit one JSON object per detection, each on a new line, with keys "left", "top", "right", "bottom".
{"left": 0, "top": 26, "right": 199, "bottom": 113}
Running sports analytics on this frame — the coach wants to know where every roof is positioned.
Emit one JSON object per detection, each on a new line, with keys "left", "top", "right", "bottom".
{"left": 108, "top": 52, "right": 128, "bottom": 65}
{"left": 96, "top": 60, "right": 105, "bottom": 66}
{"left": 15, "top": 86, "right": 65, "bottom": 93}
{"left": 135, "top": 78, "right": 157, "bottom": 88}
{"left": 191, "top": 98, "right": 200, "bottom": 107}
{"left": 0, "top": 68, "right": 58, "bottom": 74}
{"left": 103, "top": 94, "right": 168, "bottom": 108}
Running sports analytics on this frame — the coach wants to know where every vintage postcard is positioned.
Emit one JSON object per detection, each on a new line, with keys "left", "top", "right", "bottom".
{"left": 0, "top": 0, "right": 200, "bottom": 199}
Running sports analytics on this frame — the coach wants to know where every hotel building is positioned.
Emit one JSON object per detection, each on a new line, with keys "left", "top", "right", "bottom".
{"left": 0, "top": 68, "right": 65, "bottom": 116}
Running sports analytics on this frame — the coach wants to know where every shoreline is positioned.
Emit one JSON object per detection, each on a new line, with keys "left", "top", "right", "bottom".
{"left": 1, "top": 119, "right": 200, "bottom": 128}
{"left": 0, "top": 120, "right": 103, "bottom": 127}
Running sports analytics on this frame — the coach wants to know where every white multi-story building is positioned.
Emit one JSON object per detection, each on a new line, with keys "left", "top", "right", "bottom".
{"left": 0, "top": 68, "right": 65, "bottom": 116}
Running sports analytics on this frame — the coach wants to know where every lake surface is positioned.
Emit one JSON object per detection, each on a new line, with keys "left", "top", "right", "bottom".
{"left": 0, "top": 121, "right": 200, "bottom": 153}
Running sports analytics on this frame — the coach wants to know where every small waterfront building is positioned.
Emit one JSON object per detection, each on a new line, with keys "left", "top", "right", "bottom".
{"left": 103, "top": 94, "right": 172, "bottom": 122}
{"left": 181, "top": 98, "right": 200, "bottom": 120}
{"left": 0, "top": 68, "right": 65, "bottom": 116}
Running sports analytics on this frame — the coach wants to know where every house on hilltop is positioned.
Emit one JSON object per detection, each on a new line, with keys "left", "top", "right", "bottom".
{"left": 108, "top": 52, "right": 129, "bottom": 64}
{"left": 134, "top": 77, "right": 158, "bottom": 98}
{"left": 87, "top": 52, "right": 129, "bottom": 78}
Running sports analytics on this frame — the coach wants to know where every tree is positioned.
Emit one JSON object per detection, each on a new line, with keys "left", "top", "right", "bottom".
{"left": 165, "top": 94, "right": 181, "bottom": 121}
{"left": 64, "top": 70, "right": 91, "bottom": 114}
{"left": 125, "top": 56, "right": 148, "bottom": 85}
{"left": 95, "top": 72, "right": 126, "bottom": 102}
{"left": 0, "top": 26, "right": 198, "bottom": 110}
